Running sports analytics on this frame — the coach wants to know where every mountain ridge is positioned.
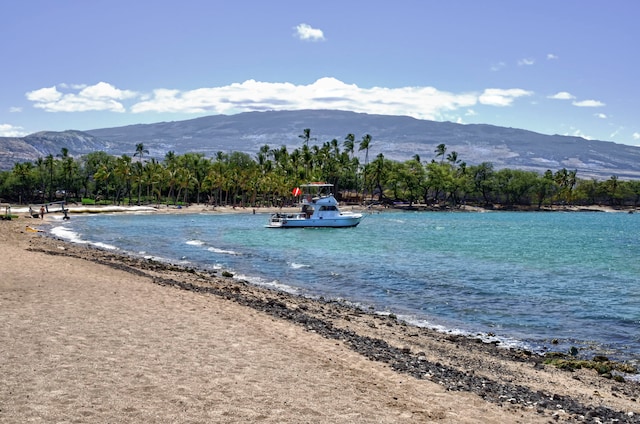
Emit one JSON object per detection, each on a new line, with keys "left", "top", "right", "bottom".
{"left": 1, "top": 109, "right": 639, "bottom": 179}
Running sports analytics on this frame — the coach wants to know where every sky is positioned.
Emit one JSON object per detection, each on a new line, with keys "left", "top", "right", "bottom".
{"left": 2, "top": 0, "right": 640, "bottom": 146}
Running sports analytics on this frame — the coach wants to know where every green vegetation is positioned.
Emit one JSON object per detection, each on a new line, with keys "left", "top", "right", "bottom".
{"left": 544, "top": 352, "right": 637, "bottom": 381}
{"left": 1, "top": 130, "right": 639, "bottom": 208}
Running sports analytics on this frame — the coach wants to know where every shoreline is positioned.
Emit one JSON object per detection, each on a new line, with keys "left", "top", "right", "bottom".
{"left": 2, "top": 217, "right": 639, "bottom": 422}
{"left": 31, "top": 202, "right": 639, "bottom": 365}
{"left": 5, "top": 201, "right": 637, "bottom": 219}
{"left": 32, "top": 207, "right": 639, "bottom": 365}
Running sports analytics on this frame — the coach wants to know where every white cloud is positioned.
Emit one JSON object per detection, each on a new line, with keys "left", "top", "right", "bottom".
{"left": 573, "top": 99, "right": 605, "bottom": 107}
{"left": 25, "top": 82, "right": 136, "bottom": 112}
{"left": 294, "top": 23, "right": 325, "bottom": 41}
{"left": 9, "top": 106, "right": 22, "bottom": 113}
{"left": 548, "top": 91, "right": 575, "bottom": 100}
{"left": 517, "top": 58, "right": 535, "bottom": 66}
{"left": 0, "top": 123, "right": 27, "bottom": 137}
{"left": 131, "top": 77, "right": 483, "bottom": 120}
{"left": 547, "top": 53, "right": 558, "bottom": 60}
{"left": 79, "top": 82, "right": 137, "bottom": 100}
{"left": 24, "top": 78, "right": 534, "bottom": 122}
{"left": 26, "top": 86, "right": 63, "bottom": 103}
{"left": 595, "top": 113, "right": 607, "bottom": 119}
{"left": 478, "top": 88, "right": 533, "bottom": 106}
{"left": 633, "top": 132, "right": 640, "bottom": 140}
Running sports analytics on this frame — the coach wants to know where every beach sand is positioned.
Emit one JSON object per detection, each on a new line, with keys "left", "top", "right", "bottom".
{"left": 1, "top": 212, "right": 639, "bottom": 423}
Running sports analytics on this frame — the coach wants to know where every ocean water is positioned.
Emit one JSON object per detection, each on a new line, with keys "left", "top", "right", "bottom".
{"left": 50, "top": 210, "right": 640, "bottom": 367}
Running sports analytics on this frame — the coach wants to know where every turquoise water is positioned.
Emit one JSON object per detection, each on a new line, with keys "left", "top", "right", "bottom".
{"left": 51, "top": 210, "right": 640, "bottom": 365}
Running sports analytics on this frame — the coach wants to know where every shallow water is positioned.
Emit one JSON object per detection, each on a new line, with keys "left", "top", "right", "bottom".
{"left": 51, "top": 210, "right": 640, "bottom": 365}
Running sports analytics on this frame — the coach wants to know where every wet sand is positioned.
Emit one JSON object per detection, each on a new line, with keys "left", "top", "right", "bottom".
{"left": 1, "top": 213, "right": 639, "bottom": 423}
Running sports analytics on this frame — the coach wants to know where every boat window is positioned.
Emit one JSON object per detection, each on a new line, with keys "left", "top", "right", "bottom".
{"left": 318, "top": 205, "right": 338, "bottom": 211}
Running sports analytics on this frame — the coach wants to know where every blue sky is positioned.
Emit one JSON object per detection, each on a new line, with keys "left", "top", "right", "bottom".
{"left": 2, "top": 0, "right": 640, "bottom": 146}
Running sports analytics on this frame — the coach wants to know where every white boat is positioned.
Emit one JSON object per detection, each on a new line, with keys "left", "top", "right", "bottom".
{"left": 267, "top": 183, "right": 363, "bottom": 228}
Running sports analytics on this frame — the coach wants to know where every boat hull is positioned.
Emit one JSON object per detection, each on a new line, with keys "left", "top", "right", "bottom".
{"left": 266, "top": 214, "right": 362, "bottom": 228}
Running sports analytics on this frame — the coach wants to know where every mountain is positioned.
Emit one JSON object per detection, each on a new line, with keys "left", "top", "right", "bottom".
{"left": 1, "top": 109, "right": 640, "bottom": 179}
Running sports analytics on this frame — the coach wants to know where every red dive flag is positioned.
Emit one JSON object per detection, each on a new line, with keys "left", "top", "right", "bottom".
{"left": 292, "top": 187, "right": 302, "bottom": 196}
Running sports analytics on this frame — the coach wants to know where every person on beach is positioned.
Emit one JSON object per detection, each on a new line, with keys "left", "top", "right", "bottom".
{"left": 39, "top": 205, "right": 45, "bottom": 219}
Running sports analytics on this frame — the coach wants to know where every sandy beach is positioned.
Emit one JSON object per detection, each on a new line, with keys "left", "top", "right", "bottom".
{"left": 1, "top": 210, "right": 639, "bottom": 423}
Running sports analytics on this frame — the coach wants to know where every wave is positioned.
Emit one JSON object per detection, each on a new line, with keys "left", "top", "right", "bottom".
{"left": 92, "top": 242, "right": 118, "bottom": 250}
{"left": 185, "top": 240, "right": 205, "bottom": 246}
{"left": 232, "top": 273, "right": 299, "bottom": 294}
{"left": 400, "top": 314, "right": 532, "bottom": 353}
{"left": 50, "top": 226, "right": 86, "bottom": 243}
{"left": 207, "top": 247, "right": 240, "bottom": 256}
{"left": 50, "top": 226, "right": 118, "bottom": 250}
{"left": 185, "top": 239, "right": 239, "bottom": 256}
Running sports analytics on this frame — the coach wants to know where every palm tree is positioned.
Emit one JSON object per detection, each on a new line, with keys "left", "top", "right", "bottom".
{"left": 133, "top": 162, "right": 145, "bottom": 205}
{"left": 370, "top": 153, "right": 388, "bottom": 201}
{"left": 298, "top": 128, "right": 316, "bottom": 147}
{"left": 56, "top": 148, "right": 68, "bottom": 190}
{"left": 94, "top": 163, "right": 113, "bottom": 203}
{"left": 435, "top": 143, "right": 447, "bottom": 164}
{"left": 35, "top": 157, "right": 47, "bottom": 203}
{"left": 61, "top": 152, "right": 76, "bottom": 201}
{"left": 358, "top": 134, "right": 372, "bottom": 201}
{"left": 174, "top": 167, "right": 193, "bottom": 205}
{"left": 298, "top": 129, "right": 316, "bottom": 180}
{"left": 12, "top": 161, "right": 34, "bottom": 204}
{"left": 164, "top": 150, "right": 177, "bottom": 169}
{"left": 343, "top": 133, "right": 357, "bottom": 195}
{"left": 343, "top": 133, "right": 355, "bottom": 158}
{"left": 44, "top": 154, "right": 55, "bottom": 202}
{"left": 134, "top": 143, "right": 149, "bottom": 204}
{"left": 144, "top": 158, "right": 164, "bottom": 204}
{"left": 114, "top": 155, "right": 133, "bottom": 205}
{"left": 133, "top": 143, "right": 149, "bottom": 206}
{"left": 184, "top": 153, "right": 210, "bottom": 204}
{"left": 134, "top": 143, "right": 148, "bottom": 161}
{"left": 446, "top": 151, "right": 460, "bottom": 165}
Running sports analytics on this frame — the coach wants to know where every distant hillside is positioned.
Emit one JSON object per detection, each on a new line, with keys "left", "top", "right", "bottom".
{"left": 2, "top": 109, "right": 640, "bottom": 179}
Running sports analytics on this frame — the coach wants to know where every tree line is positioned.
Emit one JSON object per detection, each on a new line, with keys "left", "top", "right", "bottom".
{"left": 1, "top": 130, "right": 639, "bottom": 208}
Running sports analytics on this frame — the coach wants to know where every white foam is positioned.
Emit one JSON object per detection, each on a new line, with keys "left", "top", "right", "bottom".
{"left": 50, "top": 226, "right": 87, "bottom": 244}
{"left": 233, "top": 273, "right": 299, "bottom": 294}
{"left": 207, "top": 246, "right": 240, "bottom": 256}
{"left": 186, "top": 240, "right": 205, "bottom": 246}
{"left": 399, "top": 314, "right": 534, "bottom": 352}
{"left": 290, "top": 262, "right": 310, "bottom": 269}
{"left": 50, "top": 225, "right": 119, "bottom": 250}
{"left": 92, "top": 242, "right": 118, "bottom": 250}
{"left": 626, "top": 373, "right": 640, "bottom": 383}
{"left": 142, "top": 255, "right": 166, "bottom": 262}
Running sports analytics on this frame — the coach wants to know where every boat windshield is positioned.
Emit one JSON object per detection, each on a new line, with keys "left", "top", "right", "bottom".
{"left": 301, "top": 183, "right": 333, "bottom": 197}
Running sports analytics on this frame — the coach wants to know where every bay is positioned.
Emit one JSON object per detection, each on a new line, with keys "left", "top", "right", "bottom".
{"left": 51, "top": 209, "right": 640, "bottom": 366}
